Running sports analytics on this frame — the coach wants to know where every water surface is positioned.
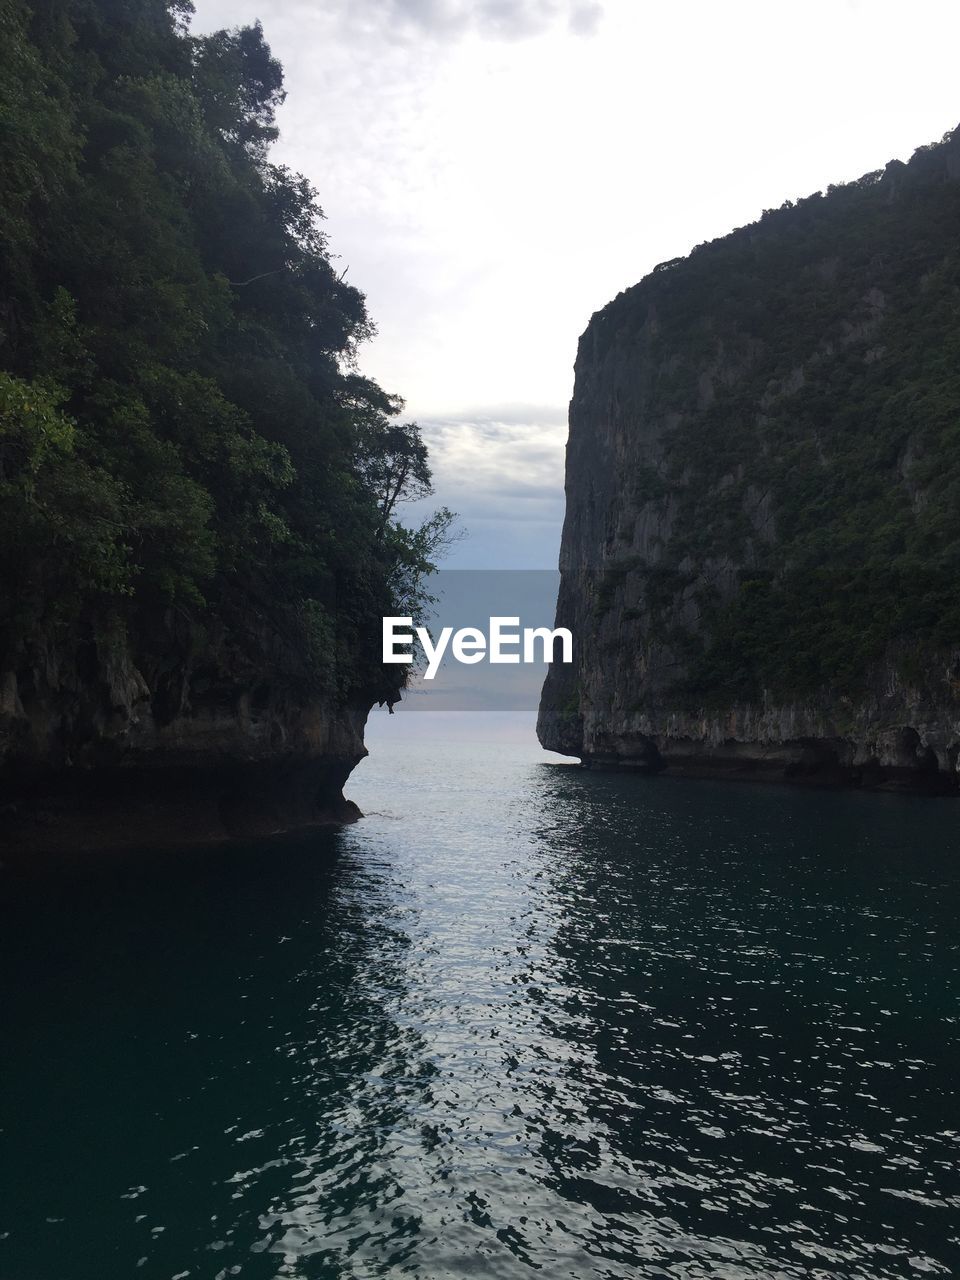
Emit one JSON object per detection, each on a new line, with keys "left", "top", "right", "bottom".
{"left": 2, "top": 733, "right": 959, "bottom": 1278}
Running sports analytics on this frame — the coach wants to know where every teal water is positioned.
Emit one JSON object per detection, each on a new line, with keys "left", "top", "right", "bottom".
{"left": 2, "top": 733, "right": 960, "bottom": 1279}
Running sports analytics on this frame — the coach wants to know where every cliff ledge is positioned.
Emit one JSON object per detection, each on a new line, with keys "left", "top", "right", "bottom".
{"left": 0, "top": 638, "right": 377, "bottom": 853}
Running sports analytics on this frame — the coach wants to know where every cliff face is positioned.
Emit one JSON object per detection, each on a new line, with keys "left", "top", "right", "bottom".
{"left": 539, "top": 126, "right": 960, "bottom": 791}
{"left": 0, "top": 1, "right": 432, "bottom": 851}
{"left": 0, "top": 629, "right": 383, "bottom": 852}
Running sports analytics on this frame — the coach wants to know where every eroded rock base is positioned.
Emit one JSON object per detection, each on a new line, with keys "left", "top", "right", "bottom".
{"left": 0, "top": 754, "right": 365, "bottom": 855}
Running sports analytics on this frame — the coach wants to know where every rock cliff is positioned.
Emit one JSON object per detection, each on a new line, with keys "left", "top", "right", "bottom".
{"left": 0, "top": 630, "right": 384, "bottom": 852}
{"left": 539, "top": 125, "right": 960, "bottom": 791}
{"left": 0, "top": 1, "right": 432, "bottom": 850}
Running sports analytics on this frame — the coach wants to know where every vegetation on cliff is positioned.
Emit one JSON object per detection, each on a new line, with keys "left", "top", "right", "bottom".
{"left": 588, "top": 126, "right": 960, "bottom": 713}
{"left": 0, "top": 0, "right": 448, "bottom": 723}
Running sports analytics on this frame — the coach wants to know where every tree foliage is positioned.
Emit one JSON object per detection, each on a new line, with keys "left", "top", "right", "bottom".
{"left": 0, "top": 0, "right": 450, "bottom": 705}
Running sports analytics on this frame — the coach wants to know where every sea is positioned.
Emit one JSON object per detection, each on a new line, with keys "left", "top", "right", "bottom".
{"left": 2, "top": 711, "right": 958, "bottom": 1279}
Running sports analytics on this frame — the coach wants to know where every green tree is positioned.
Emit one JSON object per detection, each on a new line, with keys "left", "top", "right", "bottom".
{"left": 0, "top": 0, "right": 450, "bottom": 707}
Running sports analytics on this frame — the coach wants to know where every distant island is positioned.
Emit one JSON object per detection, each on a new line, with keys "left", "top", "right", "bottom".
{"left": 540, "top": 125, "right": 960, "bottom": 791}
{"left": 0, "top": 1, "right": 448, "bottom": 848}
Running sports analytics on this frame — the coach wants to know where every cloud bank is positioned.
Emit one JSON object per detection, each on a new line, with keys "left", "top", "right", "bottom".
{"left": 399, "top": 408, "right": 568, "bottom": 568}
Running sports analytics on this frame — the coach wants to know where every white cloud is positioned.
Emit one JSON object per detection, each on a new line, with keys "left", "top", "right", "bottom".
{"left": 330, "top": 0, "right": 604, "bottom": 40}
{"left": 396, "top": 411, "right": 568, "bottom": 567}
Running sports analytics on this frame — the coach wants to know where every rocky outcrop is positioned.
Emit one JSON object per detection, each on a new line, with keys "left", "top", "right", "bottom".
{"left": 0, "top": 636, "right": 377, "bottom": 853}
{"left": 539, "top": 126, "right": 960, "bottom": 792}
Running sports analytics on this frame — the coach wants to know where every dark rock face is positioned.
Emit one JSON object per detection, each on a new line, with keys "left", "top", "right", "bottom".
{"left": 0, "top": 644, "right": 374, "bottom": 852}
{"left": 539, "top": 128, "right": 960, "bottom": 793}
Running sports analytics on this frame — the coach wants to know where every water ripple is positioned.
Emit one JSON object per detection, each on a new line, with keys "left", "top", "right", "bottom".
{"left": 1, "top": 740, "right": 959, "bottom": 1278}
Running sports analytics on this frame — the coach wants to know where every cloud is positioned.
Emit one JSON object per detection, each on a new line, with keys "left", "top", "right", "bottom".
{"left": 418, "top": 414, "right": 565, "bottom": 499}
{"left": 431, "top": 403, "right": 568, "bottom": 426}
{"left": 567, "top": 2, "right": 602, "bottom": 34}
{"left": 394, "top": 410, "right": 567, "bottom": 567}
{"left": 338, "top": 0, "right": 603, "bottom": 41}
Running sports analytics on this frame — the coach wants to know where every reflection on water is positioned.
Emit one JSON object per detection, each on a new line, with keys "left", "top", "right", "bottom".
{"left": 2, "top": 738, "right": 959, "bottom": 1278}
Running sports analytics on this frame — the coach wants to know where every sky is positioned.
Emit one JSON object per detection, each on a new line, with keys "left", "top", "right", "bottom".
{"left": 192, "top": 0, "right": 960, "bottom": 570}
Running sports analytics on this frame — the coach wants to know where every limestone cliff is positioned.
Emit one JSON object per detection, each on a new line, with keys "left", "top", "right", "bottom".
{"left": 539, "top": 125, "right": 960, "bottom": 791}
{"left": 0, "top": 1, "right": 429, "bottom": 850}
{"left": 0, "top": 627, "right": 388, "bottom": 853}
